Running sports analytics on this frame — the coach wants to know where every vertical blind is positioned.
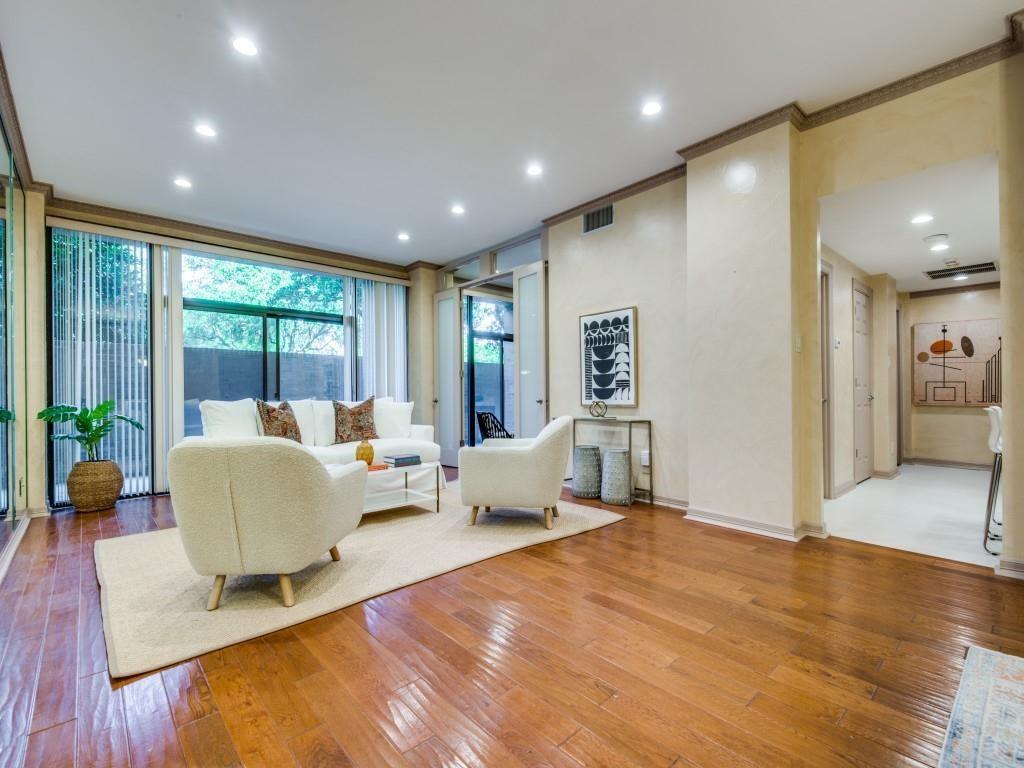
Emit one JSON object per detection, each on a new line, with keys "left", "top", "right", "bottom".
{"left": 50, "top": 228, "right": 152, "bottom": 505}
{"left": 356, "top": 278, "right": 408, "bottom": 401}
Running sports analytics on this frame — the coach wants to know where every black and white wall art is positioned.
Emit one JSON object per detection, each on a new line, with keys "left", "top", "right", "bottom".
{"left": 580, "top": 307, "right": 637, "bottom": 406}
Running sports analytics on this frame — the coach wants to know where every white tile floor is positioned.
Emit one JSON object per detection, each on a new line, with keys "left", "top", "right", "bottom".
{"left": 824, "top": 463, "right": 1001, "bottom": 567}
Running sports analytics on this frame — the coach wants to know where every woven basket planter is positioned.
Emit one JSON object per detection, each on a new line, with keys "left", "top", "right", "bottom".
{"left": 67, "top": 460, "right": 124, "bottom": 512}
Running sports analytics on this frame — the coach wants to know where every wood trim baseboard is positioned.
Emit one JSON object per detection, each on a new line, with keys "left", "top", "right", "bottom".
{"left": 0, "top": 516, "right": 30, "bottom": 586}
{"left": 902, "top": 457, "right": 990, "bottom": 472}
{"left": 871, "top": 468, "right": 900, "bottom": 480}
{"left": 908, "top": 281, "right": 1000, "bottom": 299}
{"left": 542, "top": 164, "right": 686, "bottom": 227}
{"left": 796, "top": 522, "right": 829, "bottom": 540}
{"left": 684, "top": 506, "right": 803, "bottom": 542}
{"left": 652, "top": 495, "right": 688, "bottom": 511}
{"left": 830, "top": 479, "right": 857, "bottom": 499}
{"left": 996, "top": 559, "right": 1024, "bottom": 580}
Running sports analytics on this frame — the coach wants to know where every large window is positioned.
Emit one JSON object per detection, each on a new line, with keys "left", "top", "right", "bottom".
{"left": 49, "top": 228, "right": 152, "bottom": 505}
{"left": 182, "top": 252, "right": 407, "bottom": 436}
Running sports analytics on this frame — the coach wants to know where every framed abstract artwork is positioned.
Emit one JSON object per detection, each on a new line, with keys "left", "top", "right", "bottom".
{"left": 580, "top": 307, "right": 637, "bottom": 406}
{"left": 912, "top": 318, "right": 1002, "bottom": 406}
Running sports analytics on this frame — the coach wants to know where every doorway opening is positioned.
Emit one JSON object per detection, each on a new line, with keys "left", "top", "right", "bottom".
{"left": 433, "top": 236, "right": 547, "bottom": 468}
{"left": 817, "top": 153, "right": 1002, "bottom": 567}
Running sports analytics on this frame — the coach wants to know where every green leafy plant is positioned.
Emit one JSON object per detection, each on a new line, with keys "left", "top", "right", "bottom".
{"left": 0, "top": 408, "right": 12, "bottom": 423}
{"left": 37, "top": 400, "right": 143, "bottom": 461}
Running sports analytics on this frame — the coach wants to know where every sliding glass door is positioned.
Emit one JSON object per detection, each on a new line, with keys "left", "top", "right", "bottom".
{"left": 49, "top": 228, "right": 152, "bottom": 505}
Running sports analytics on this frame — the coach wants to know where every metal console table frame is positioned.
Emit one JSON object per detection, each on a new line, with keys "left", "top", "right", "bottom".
{"left": 571, "top": 418, "right": 653, "bottom": 503}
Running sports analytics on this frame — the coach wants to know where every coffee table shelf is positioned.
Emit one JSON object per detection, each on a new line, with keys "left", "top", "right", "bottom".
{"left": 362, "top": 461, "right": 441, "bottom": 514}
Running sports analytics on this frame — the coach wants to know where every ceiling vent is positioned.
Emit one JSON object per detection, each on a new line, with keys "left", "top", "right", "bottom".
{"left": 924, "top": 261, "right": 999, "bottom": 280}
{"left": 583, "top": 204, "right": 614, "bottom": 234}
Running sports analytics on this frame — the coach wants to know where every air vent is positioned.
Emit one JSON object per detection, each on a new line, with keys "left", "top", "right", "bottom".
{"left": 583, "top": 205, "right": 614, "bottom": 233}
{"left": 925, "top": 261, "right": 999, "bottom": 280}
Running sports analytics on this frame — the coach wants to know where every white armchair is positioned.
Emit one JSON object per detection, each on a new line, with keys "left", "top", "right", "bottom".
{"left": 458, "top": 416, "right": 572, "bottom": 529}
{"left": 168, "top": 437, "right": 367, "bottom": 609}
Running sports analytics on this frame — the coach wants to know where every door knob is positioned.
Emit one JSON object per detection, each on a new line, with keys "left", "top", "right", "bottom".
{"left": 536, "top": 399, "right": 544, "bottom": 404}
{"left": 433, "top": 398, "right": 439, "bottom": 404}
{"left": 868, "top": 394, "right": 875, "bottom": 402}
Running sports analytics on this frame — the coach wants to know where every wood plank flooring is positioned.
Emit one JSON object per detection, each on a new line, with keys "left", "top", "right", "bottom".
{"left": 2, "top": 487, "right": 1023, "bottom": 767}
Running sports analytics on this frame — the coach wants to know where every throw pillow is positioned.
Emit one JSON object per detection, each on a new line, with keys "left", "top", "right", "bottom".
{"left": 374, "top": 400, "right": 415, "bottom": 439}
{"left": 334, "top": 397, "right": 379, "bottom": 443}
{"left": 255, "top": 400, "right": 303, "bottom": 443}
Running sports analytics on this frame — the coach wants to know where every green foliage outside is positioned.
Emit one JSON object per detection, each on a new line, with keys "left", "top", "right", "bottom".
{"left": 463, "top": 297, "right": 512, "bottom": 365}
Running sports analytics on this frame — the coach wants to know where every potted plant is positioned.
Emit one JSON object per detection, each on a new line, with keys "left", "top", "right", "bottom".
{"left": 37, "top": 400, "right": 143, "bottom": 512}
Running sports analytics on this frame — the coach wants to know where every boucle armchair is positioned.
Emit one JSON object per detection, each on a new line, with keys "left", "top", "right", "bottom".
{"left": 458, "top": 416, "right": 572, "bottom": 529}
{"left": 168, "top": 437, "right": 367, "bottom": 609}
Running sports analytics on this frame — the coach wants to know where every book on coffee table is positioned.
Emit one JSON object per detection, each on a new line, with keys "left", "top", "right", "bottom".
{"left": 383, "top": 453, "right": 421, "bottom": 468}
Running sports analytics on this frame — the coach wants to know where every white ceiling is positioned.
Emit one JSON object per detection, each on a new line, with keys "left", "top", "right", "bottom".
{"left": 1, "top": 1, "right": 1017, "bottom": 266}
{"left": 819, "top": 153, "right": 1000, "bottom": 292}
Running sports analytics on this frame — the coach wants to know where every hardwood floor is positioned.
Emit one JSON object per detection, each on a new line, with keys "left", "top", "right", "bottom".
{"left": 2, "top": 488, "right": 1023, "bottom": 767}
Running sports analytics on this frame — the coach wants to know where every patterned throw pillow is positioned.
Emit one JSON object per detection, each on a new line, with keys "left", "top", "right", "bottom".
{"left": 255, "top": 400, "right": 303, "bottom": 443}
{"left": 333, "top": 397, "right": 379, "bottom": 443}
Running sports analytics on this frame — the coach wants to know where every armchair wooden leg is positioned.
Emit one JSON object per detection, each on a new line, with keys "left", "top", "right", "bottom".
{"left": 544, "top": 508, "right": 553, "bottom": 530}
{"left": 207, "top": 575, "right": 226, "bottom": 611}
{"left": 279, "top": 574, "right": 295, "bottom": 607}
{"left": 470, "top": 506, "right": 480, "bottom": 525}
{"left": 329, "top": 545, "right": 341, "bottom": 561}
{"left": 551, "top": 504, "right": 559, "bottom": 518}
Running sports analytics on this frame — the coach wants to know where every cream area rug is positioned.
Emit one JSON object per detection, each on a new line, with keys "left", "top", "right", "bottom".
{"left": 94, "top": 485, "right": 623, "bottom": 677}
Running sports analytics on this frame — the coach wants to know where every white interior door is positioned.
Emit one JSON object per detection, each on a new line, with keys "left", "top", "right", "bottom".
{"left": 853, "top": 285, "right": 873, "bottom": 483}
{"left": 513, "top": 261, "right": 547, "bottom": 438}
{"left": 433, "top": 289, "right": 462, "bottom": 465}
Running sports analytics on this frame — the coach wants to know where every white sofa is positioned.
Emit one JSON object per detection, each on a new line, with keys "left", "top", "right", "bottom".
{"left": 168, "top": 437, "right": 367, "bottom": 608}
{"left": 198, "top": 397, "right": 440, "bottom": 465}
{"left": 458, "top": 416, "right": 572, "bottom": 529}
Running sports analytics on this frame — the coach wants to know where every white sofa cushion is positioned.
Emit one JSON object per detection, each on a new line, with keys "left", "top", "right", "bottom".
{"left": 311, "top": 397, "right": 395, "bottom": 446}
{"left": 199, "top": 399, "right": 260, "bottom": 438}
{"left": 307, "top": 437, "right": 440, "bottom": 466}
{"left": 374, "top": 400, "right": 414, "bottom": 439}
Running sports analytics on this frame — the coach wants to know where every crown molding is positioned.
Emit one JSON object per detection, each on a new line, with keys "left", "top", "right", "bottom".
{"left": 405, "top": 260, "right": 443, "bottom": 271}
{"left": 542, "top": 163, "right": 687, "bottom": 227}
{"left": 676, "top": 105, "right": 806, "bottom": 162}
{"left": 677, "top": 8, "right": 1024, "bottom": 161}
{"left": 907, "top": 280, "right": 1000, "bottom": 299}
{"left": 46, "top": 196, "right": 409, "bottom": 280}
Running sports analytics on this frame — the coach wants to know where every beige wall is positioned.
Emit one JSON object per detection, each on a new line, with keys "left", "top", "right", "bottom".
{"left": 407, "top": 265, "right": 437, "bottom": 427}
{"left": 686, "top": 122, "right": 798, "bottom": 534}
{"left": 547, "top": 178, "right": 687, "bottom": 505}
{"left": 901, "top": 286, "right": 1001, "bottom": 466}
{"left": 998, "top": 54, "right": 1024, "bottom": 569}
{"left": 792, "top": 56, "right": 1019, "bottom": 548}
{"left": 10, "top": 189, "right": 46, "bottom": 515}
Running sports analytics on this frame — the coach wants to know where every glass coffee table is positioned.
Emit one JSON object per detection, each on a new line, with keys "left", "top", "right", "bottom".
{"left": 362, "top": 461, "right": 441, "bottom": 515}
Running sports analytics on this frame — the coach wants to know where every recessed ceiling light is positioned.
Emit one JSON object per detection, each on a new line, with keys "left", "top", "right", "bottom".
{"left": 232, "top": 36, "right": 258, "bottom": 56}
{"left": 911, "top": 213, "right": 933, "bottom": 225}
{"left": 194, "top": 123, "right": 217, "bottom": 138}
{"left": 930, "top": 243, "right": 950, "bottom": 252}
{"left": 173, "top": 177, "right": 192, "bottom": 189}
{"left": 641, "top": 100, "right": 663, "bottom": 117}
{"left": 451, "top": 204, "right": 465, "bottom": 216}
{"left": 526, "top": 162, "right": 543, "bottom": 177}
{"left": 952, "top": 273, "right": 969, "bottom": 282}
{"left": 397, "top": 232, "right": 410, "bottom": 241}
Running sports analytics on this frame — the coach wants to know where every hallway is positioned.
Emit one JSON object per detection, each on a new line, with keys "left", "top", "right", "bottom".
{"left": 825, "top": 464, "right": 1001, "bottom": 567}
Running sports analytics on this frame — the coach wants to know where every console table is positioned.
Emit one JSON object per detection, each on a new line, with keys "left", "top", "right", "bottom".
{"left": 571, "top": 418, "right": 653, "bottom": 503}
